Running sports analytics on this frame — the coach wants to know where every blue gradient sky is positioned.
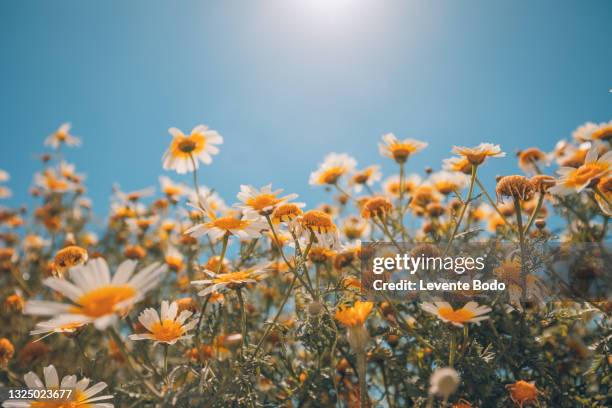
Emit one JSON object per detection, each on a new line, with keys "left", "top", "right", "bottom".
{"left": 1, "top": 0, "right": 611, "bottom": 215}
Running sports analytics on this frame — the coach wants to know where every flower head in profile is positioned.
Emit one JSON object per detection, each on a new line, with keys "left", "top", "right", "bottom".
{"left": 53, "top": 245, "right": 88, "bottom": 277}
{"left": 517, "top": 147, "right": 549, "bottom": 174}
{"left": 159, "top": 176, "right": 188, "bottom": 201}
{"left": 350, "top": 165, "right": 382, "bottom": 192}
{"left": 236, "top": 184, "right": 298, "bottom": 216}
{"left": 593, "top": 176, "right": 612, "bottom": 216}
{"left": 430, "top": 171, "right": 469, "bottom": 195}
{"left": 383, "top": 174, "right": 421, "bottom": 197}
{"left": 25, "top": 258, "right": 166, "bottom": 330}
{"left": 2, "top": 364, "right": 113, "bottom": 408}
{"left": 44, "top": 122, "right": 81, "bottom": 149}
{"left": 129, "top": 300, "right": 197, "bottom": 345}
{"left": 495, "top": 175, "right": 535, "bottom": 202}
{"left": 421, "top": 301, "right": 491, "bottom": 327}
{"left": 34, "top": 168, "right": 74, "bottom": 194}
{"left": 186, "top": 204, "right": 266, "bottom": 242}
{"left": 335, "top": 301, "right": 374, "bottom": 328}
{"left": 506, "top": 380, "right": 541, "bottom": 408}
{"left": 360, "top": 196, "right": 393, "bottom": 219}
{"left": 549, "top": 147, "right": 612, "bottom": 195}
{"left": 0, "top": 338, "right": 14, "bottom": 368}
{"left": 452, "top": 143, "right": 505, "bottom": 166}
{"left": 335, "top": 301, "right": 374, "bottom": 351}
{"left": 309, "top": 153, "right": 357, "bottom": 185}
{"left": 271, "top": 202, "right": 305, "bottom": 225}
{"left": 300, "top": 210, "right": 340, "bottom": 248}
{"left": 191, "top": 264, "right": 269, "bottom": 296}
{"left": 379, "top": 133, "right": 427, "bottom": 164}
{"left": 29, "top": 315, "right": 89, "bottom": 340}
{"left": 162, "top": 125, "right": 223, "bottom": 174}
{"left": 573, "top": 120, "right": 612, "bottom": 142}
{"left": 165, "top": 244, "right": 184, "bottom": 272}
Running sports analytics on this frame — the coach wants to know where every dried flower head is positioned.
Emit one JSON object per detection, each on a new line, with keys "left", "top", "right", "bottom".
{"left": 496, "top": 175, "right": 535, "bottom": 202}
{"left": 53, "top": 245, "right": 88, "bottom": 277}
{"left": 360, "top": 196, "right": 393, "bottom": 219}
{"left": 506, "top": 380, "right": 541, "bottom": 408}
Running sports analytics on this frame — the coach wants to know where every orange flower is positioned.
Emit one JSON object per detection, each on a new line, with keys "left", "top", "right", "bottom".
{"left": 506, "top": 380, "right": 541, "bottom": 408}
{"left": 421, "top": 301, "right": 491, "bottom": 327}
{"left": 335, "top": 301, "right": 374, "bottom": 328}
{"left": 550, "top": 147, "right": 612, "bottom": 195}
{"left": 360, "top": 196, "right": 393, "bottom": 219}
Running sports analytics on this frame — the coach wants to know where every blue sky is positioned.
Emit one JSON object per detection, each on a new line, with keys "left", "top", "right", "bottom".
{"left": 1, "top": 0, "right": 611, "bottom": 216}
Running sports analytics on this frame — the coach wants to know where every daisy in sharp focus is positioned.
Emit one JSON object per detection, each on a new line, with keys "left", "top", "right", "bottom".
{"left": 186, "top": 204, "right": 267, "bottom": 242}
{"left": 162, "top": 125, "right": 223, "bottom": 174}
{"left": 421, "top": 301, "right": 491, "bottom": 327}
{"left": 452, "top": 143, "right": 505, "bottom": 166}
{"left": 129, "top": 300, "right": 197, "bottom": 345}
{"left": 1, "top": 364, "right": 113, "bottom": 408}
{"left": 44, "top": 122, "right": 81, "bottom": 149}
{"left": 25, "top": 258, "right": 167, "bottom": 330}
{"left": 235, "top": 184, "right": 298, "bottom": 216}
{"left": 378, "top": 133, "right": 428, "bottom": 164}
{"left": 309, "top": 153, "right": 357, "bottom": 186}
{"left": 191, "top": 264, "right": 269, "bottom": 296}
{"left": 549, "top": 147, "right": 612, "bottom": 195}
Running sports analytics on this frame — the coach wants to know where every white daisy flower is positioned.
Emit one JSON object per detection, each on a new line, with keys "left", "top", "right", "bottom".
{"left": 129, "top": 300, "right": 197, "bottom": 345}
{"left": 186, "top": 204, "right": 267, "bottom": 242}
{"left": 2, "top": 364, "right": 113, "bottom": 408}
{"left": 235, "top": 184, "right": 298, "bottom": 215}
{"left": 162, "top": 125, "right": 223, "bottom": 174}
{"left": 420, "top": 301, "right": 491, "bottom": 328}
{"left": 191, "top": 264, "right": 269, "bottom": 297}
{"left": 44, "top": 123, "right": 81, "bottom": 149}
{"left": 25, "top": 258, "right": 167, "bottom": 330}
{"left": 309, "top": 153, "right": 357, "bottom": 186}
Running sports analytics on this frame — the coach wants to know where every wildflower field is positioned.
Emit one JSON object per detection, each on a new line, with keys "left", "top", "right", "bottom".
{"left": 0, "top": 121, "right": 611, "bottom": 408}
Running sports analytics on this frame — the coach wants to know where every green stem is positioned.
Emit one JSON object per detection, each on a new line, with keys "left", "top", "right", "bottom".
{"left": 475, "top": 177, "right": 516, "bottom": 232}
{"left": 189, "top": 153, "right": 203, "bottom": 210}
{"left": 445, "top": 165, "right": 477, "bottom": 255}
{"left": 512, "top": 195, "right": 527, "bottom": 302}
{"left": 523, "top": 192, "right": 544, "bottom": 234}
{"left": 237, "top": 288, "right": 248, "bottom": 349}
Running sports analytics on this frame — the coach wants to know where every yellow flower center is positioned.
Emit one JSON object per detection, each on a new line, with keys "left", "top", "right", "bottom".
{"left": 592, "top": 125, "right": 612, "bottom": 140}
{"left": 30, "top": 389, "right": 89, "bottom": 408}
{"left": 389, "top": 144, "right": 418, "bottom": 162}
{"left": 209, "top": 217, "right": 249, "bottom": 231}
{"left": 246, "top": 194, "right": 280, "bottom": 211}
{"left": 171, "top": 133, "right": 206, "bottom": 157}
{"left": 317, "top": 167, "right": 345, "bottom": 184}
{"left": 71, "top": 285, "right": 136, "bottom": 318}
{"left": 212, "top": 271, "right": 252, "bottom": 284}
{"left": 566, "top": 162, "right": 609, "bottom": 187}
{"left": 437, "top": 306, "right": 476, "bottom": 323}
{"left": 150, "top": 319, "right": 185, "bottom": 342}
